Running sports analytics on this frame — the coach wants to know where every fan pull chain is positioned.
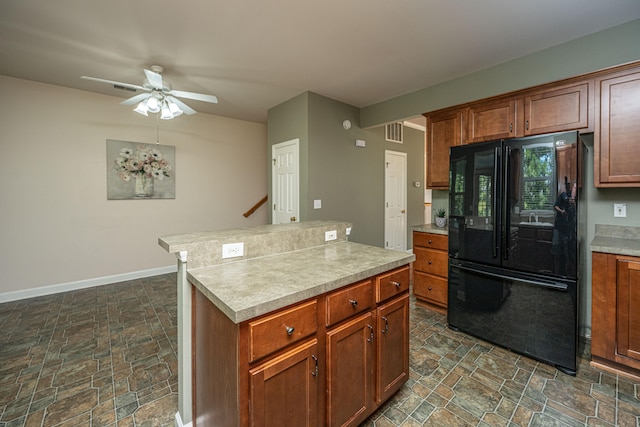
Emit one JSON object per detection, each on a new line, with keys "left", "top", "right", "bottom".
{"left": 156, "top": 113, "right": 160, "bottom": 144}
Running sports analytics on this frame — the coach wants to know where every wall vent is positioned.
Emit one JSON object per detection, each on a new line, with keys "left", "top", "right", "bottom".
{"left": 385, "top": 122, "right": 403, "bottom": 143}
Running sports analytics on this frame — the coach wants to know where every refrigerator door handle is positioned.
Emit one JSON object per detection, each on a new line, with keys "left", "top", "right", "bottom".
{"left": 502, "top": 146, "right": 511, "bottom": 260}
{"left": 492, "top": 147, "right": 501, "bottom": 259}
{"left": 452, "top": 263, "right": 569, "bottom": 291}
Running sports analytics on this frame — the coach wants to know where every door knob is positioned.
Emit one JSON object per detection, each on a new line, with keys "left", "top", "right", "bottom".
{"left": 290, "top": 216, "right": 296, "bottom": 222}
{"left": 401, "top": 209, "right": 406, "bottom": 214}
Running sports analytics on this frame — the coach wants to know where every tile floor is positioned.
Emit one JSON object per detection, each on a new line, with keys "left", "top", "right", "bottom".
{"left": 1, "top": 274, "right": 639, "bottom": 426}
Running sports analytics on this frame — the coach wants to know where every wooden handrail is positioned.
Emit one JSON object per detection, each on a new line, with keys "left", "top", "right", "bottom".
{"left": 243, "top": 195, "right": 268, "bottom": 218}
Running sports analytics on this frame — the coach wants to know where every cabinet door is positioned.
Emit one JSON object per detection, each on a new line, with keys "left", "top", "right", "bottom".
{"left": 523, "top": 81, "right": 591, "bottom": 136}
{"left": 616, "top": 259, "right": 640, "bottom": 363}
{"left": 326, "top": 312, "right": 374, "bottom": 427}
{"left": 467, "top": 99, "right": 518, "bottom": 143}
{"left": 425, "top": 109, "right": 465, "bottom": 189}
{"left": 249, "top": 339, "right": 319, "bottom": 427}
{"left": 595, "top": 68, "right": 640, "bottom": 187}
{"left": 376, "top": 295, "right": 409, "bottom": 404}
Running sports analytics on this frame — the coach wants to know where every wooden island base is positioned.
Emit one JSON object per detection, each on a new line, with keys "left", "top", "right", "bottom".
{"left": 192, "top": 265, "right": 411, "bottom": 427}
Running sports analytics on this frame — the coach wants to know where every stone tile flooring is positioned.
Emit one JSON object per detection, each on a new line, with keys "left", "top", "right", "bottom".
{"left": 1, "top": 274, "right": 639, "bottom": 426}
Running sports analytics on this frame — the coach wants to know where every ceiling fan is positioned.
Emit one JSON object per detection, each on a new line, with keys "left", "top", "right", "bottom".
{"left": 81, "top": 65, "right": 218, "bottom": 119}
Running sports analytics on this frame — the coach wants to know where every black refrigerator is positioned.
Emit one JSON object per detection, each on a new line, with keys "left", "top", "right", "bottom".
{"left": 447, "top": 131, "right": 580, "bottom": 375}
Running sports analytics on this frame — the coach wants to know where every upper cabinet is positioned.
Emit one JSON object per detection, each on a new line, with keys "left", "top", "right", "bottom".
{"left": 467, "top": 98, "right": 519, "bottom": 143}
{"left": 425, "top": 109, "right": 465, "bottom": 189}
{"left": 523, "top": 80, "right": 592, "bottom": 136}
{"left": 423, "top": 61, "right": 640, "bottom": 189}
{"left": 594, "top": 65, "right": 640, "bottom": 187}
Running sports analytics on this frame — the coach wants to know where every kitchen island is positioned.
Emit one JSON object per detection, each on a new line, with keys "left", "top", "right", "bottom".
{"left": 159, "top": 221, "right": 414, "bottom": 427}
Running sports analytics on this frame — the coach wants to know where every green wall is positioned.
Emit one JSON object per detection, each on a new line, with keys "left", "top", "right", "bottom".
{"left": 360, "top": 19, "right": 640, "bottom": 128}
{"left": 268, "top": 92, "right": 424, "bottom": 248}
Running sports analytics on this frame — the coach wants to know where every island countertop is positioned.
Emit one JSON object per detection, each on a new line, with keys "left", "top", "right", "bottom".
{"left": 188, "top": 241, "right": 414, "bottom": 323}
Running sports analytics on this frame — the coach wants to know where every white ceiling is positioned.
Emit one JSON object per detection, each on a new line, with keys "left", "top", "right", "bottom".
{"left": 2, "top": 1, "right": 640, "bottom": 123}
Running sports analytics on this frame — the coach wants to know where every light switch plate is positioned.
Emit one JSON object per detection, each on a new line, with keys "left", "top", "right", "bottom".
{"left": 614, "top": 203, "right": 627, "bottom": 217}
{"left": 314, "top": 199, "right": 321, "bottom": 209}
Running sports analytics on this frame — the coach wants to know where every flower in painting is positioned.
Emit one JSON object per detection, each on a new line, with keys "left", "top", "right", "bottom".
{"left": 119, "top": 147, "right": 134, "bottom": 158}
{"left": 113, "top": 144, "right": 171, "bottom": 183}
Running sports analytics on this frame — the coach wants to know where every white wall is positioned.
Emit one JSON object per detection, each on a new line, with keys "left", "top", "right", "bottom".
{"left": 0, "top": 76, "right": 268, "bottom": 298}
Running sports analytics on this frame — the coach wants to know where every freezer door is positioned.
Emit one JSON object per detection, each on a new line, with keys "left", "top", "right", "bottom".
{"left": 447, "top": 260, "right": 577, "bottom": 374}
{"left": 449, "top": 140, "right": 502, "bottom": 266}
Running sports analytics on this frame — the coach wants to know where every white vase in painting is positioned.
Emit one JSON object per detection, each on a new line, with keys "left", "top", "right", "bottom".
{"left": 134, "top": 174, "right": 154, "bottom": 197}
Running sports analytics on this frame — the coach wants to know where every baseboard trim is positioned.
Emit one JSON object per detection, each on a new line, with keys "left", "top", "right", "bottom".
{"left": 0, "top": 265, "right": 177, "bottom": 303}
{"left": 175, "top": 412, "right": 192, "bottom": 427}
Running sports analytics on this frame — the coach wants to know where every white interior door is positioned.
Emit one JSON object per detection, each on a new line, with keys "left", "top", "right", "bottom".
{"left": 385, "top": 150, "right": 407, "bottom": 251}
{"left": 272, "top": 139, "right": 300, "bottom": 224}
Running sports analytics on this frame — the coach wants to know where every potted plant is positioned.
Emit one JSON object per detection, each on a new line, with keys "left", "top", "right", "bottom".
{"left": 434, "top": 208, "right": 447, "bottom": 228}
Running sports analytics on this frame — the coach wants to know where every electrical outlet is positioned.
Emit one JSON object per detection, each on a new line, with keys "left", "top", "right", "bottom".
{"left": 614, "top": 203, "right": 627, "bottom": 218}
{"left": 325, "top": 230, "right": 337, "bottom": 241}
{"left": 222, "top": 242, "right": 244, "bottom": 258}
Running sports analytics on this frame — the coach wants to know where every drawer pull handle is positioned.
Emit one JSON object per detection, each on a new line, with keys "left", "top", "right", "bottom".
{"left": 428, "top": 239, "right": 432, "bottom": 244}
{"left": 367, "top": 324, "right": 374, "bottom": 342}
{"left": 390, "top": 281, "right": 401, "bottom": 288}
{"left": 311, "top": 354, "right": 318, "bottom": 377}
{"left": 428, "top": 261, "right": 432, "bottom": 265}
{"left": 382, "top": 316, "right": 389, "bottom": 334}
{"left": 349, "top": 299, "right": 358, "bottom": 307}
{"left": 285, "top": 326, "right": 295, "bottom": 336}
{"left": 428, "top": 287, "right": 432, "bottom": 291}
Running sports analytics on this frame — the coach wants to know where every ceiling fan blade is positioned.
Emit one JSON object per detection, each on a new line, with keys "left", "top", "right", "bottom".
{"left": 144, "top": 69, "right": 164, "bottom": 90}
{"left": 120, "top": 93, "right": 152, "bottom": 105}
{"left": 170, "top": 90, "right": 218, "bottom": 104}
{"left": 167, "top": 96, "right": 197, "bottom": 115}
{"left": 81, "top": 75, "right": 146, "bottom": 91}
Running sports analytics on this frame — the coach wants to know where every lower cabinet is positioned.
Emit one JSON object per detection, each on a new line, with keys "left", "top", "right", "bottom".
{"left": 591, "top": 252, "right": 640, "bottom": 378}
{"left": 412, "top": 231, "right": 449, "bottom": 312}
{"left": 192, "top": 265, "right": 410, "bottom": 427}
{"left": 326, "top": 312, "right": 374, "bottom": 427}
{"left": 249, "top": 339, "right": 320, "bottom": 427}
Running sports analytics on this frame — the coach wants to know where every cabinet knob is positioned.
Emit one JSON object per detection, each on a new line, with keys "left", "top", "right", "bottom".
{"left": 428, "top": 240, "right": 432, "bottom": 244}
{"left": 285, "top": 326, "right": 295, "bottom": 336}
{"left": 349, "top": 299, "right": 358, "bottom": 307}
{"left": 390, "top": 281, "right": 401, "bottom": 288}
{"left": 428, "top": 287, "right": 432, "bottom": 291}
{"left": 428, "top": 260, "right": 432, "bottom": 265}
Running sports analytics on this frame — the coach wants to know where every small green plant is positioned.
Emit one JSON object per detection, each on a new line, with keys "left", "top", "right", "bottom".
{"left": 435, "top": 208, "right": 446, "bottom": 218}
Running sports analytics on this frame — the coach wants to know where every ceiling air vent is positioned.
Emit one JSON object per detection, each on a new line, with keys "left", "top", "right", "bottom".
{"left": 385, "top": 122, "right": 403, "bottom": 143}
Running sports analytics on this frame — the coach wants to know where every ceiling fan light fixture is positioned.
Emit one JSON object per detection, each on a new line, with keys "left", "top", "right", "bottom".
{"left": 134, "top": 101, "right": 149, "bottom": 116}
{"left": 160, "top": 101, "right": 173, "bottom": 120}
{"left": 146, "top": 96, "right": 160, "bottom": 113}
{"left": 168, "top": 100, "right": 183, "bottom": 117}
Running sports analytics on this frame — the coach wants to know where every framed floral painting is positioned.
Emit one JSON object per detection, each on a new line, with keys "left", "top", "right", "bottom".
{"left": 106, "top": 139, "right": 176, "bottom": 200}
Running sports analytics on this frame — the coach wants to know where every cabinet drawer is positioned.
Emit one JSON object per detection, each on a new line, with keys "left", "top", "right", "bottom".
{"left": 414, "top": 272, "right": 448, "bottom": 306}
{"left": 414, "top": 247, "right": 448, "bottom": 277}
{"left": 326, "top": 279, "right": 373, "bottom": 327}
{"left": 248, "top": 299, "right": 318, "bottom": 363}
{"left": 376, "top": 266, "right": 410, "bottom": 303}
{"left": 413, "top": 232, "right": 448, "bottom": 251}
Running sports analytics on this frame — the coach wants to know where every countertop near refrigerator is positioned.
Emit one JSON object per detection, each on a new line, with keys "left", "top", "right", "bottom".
{"left": 413, "top": 223, "right": 448, "bottom": 235}
{"left": 590, "top": 224, "right": 640, "bottom": 256}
